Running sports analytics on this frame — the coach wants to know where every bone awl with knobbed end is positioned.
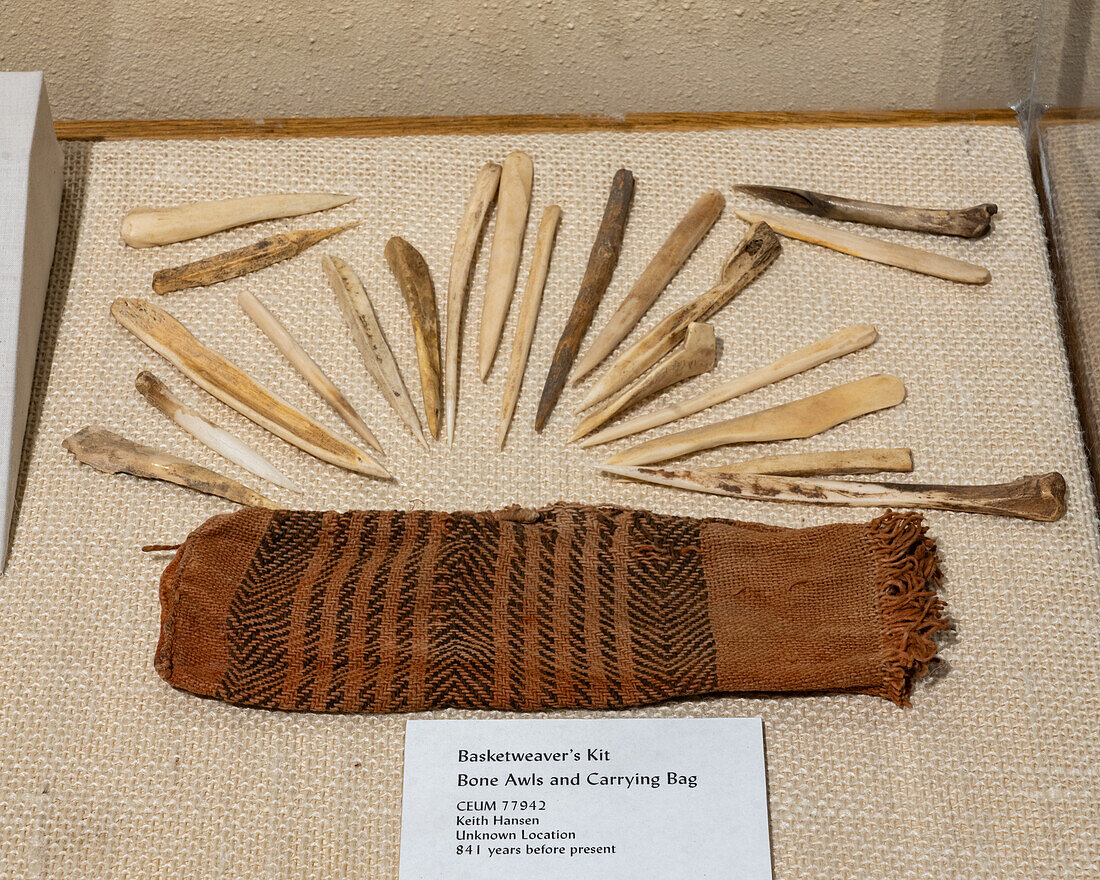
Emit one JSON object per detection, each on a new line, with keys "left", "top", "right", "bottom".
{"left": 734, "top": 209, "right": 990, "bottom": 285}
{"left": 121, "top": 193, "right": 356, "bottom": 248}
{"left": 579, "top": 324, "right": 878, "bottom": 448}
{"left": 446, "top": 162, "right": 502, "bottom": 443}
{"left": 479, "top": 151, "right": 534, "bottom": 380}
{"left": 604, "top": 374, "right": 906, "bottom": 466}
{"left": 536, "top": 168, "right": 635, "bottom": 431}
{"left": 386, "top": 236, "right": 443, "bottom": 439}
{"left": 498, "top": 204, "right": 562, "bottom": 450}
{"left": 737, "top": 184, "right": 997, "bottom": 239}
{"left": 111, "top": 298, "right": 391, "bottom": 479}
{"left": 572, "top": 188, "right": 725, "bottom": 384}
{"left": 151, "top": 223, "right": 357, "bottom": 294}
{"left": 135, "top": 370, "right": 303, "bottom": 493}
{"left": 238, "top": 290, "right": 383, "bottom": 455}
{"left": 599, "top": 466, "right": 1066, "bottom": 522}
{"left": 322, "top": 253, "right": 427, "bottom": 448}
{"left": 571, "top": 321, "right": 716, "bottom": 442}
{"left": 62, "top": 426, "right": 281, "bottom": 509}
{"left": 704, "top": 447, "right": 913, "bottom": 477}
{"left": 577, "top": 221, "right": 782, "bottom": 412}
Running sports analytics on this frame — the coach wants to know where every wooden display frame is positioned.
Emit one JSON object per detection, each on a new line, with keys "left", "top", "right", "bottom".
{"left": 54, "top": 109, "right": 1019, "bottom": 141}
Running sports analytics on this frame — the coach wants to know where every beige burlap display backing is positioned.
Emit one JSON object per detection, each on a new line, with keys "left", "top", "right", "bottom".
{"left": 1, "top": 125, "right": 1098, "bottom": 878}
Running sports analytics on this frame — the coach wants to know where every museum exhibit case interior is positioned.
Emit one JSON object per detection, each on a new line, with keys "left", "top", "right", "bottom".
{"left": 0, "top": 1, "right": 1097, "bottom": 877}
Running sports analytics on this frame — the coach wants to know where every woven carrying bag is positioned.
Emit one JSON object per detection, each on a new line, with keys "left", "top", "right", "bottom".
{"left": 154, "top": 504, "right": 947, "bottom": 712}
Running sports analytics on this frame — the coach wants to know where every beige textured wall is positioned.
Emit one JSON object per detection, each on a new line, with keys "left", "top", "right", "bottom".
{"left": 1035, "top": 0, "right": 1100, "bottom": 108}
{"left": 4, "top": 0, "right": 1042, "bottom": 119}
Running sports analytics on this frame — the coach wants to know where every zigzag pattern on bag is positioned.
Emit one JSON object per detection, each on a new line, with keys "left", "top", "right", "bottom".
{"left": 154, "top": 504, "right": 947, "bottom": 712}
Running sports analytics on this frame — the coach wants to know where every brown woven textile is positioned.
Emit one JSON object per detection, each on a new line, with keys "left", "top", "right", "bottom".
{"left": 153, "top": 504, "right": 948, "bottom": 712}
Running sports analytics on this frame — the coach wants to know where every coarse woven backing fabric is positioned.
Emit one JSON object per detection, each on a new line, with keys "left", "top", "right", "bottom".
{"left": 1, "top": 126, "right": 1098, "bottom": 878}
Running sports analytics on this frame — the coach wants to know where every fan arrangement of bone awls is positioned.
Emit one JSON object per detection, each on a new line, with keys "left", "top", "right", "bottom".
{"left": 61, "top": 171, "right": 1066, "bottom": 522}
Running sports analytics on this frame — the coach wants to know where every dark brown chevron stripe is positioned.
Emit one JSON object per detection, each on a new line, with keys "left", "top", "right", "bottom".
{"left": 156, "top": 504, "right": 948, "bottom": 711}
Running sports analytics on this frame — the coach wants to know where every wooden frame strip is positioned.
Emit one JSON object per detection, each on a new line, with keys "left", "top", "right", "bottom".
{"left": 55, "top": 109, "right": 1018, "bottom": 141}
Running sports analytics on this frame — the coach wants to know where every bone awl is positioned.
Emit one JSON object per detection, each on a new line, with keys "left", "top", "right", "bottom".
{"left": 122, "top": 193, "right": 355, "bottom": 248}
{"left": 498, "top": 204, "right": 562, "bottom": 449}
{"left": 152, "top": 223, "right": 357, "bottom": 294}
{"left": 445, "top": 162, "right": 502, "bottom": 443}
{"left": 737, "top": 184, "right": 996, "bottom": 238}
{"left": 535, "top": 168, "right": 634, "bottom": 431}
{"left": 63, "top": 426, "right": 280, "bottom": 509}
{"left": 238, "top": 290, "right": 383, "bottom": 455}
{"left": 386, "top": 236, "right": 443, "bottom": 439}
{"left": 135, "top": 369, "right": 303, "bottom": 493}
{"left": 734, "top": 209, "right": 989, "bottom": 285}
{"left": 599, "top": 466, "right": 1067, "bottom": 522}
{"left": 479, "top": 151, "right": 534, "bottom": 379}
{"left": 604, "top": 374, "right": 906, "bottom": 466}
{"left": 323, "top": 253, "right": 427, "bottom": 449}
{"left": 571, "top": 321, "right": 717, "bottom": 442}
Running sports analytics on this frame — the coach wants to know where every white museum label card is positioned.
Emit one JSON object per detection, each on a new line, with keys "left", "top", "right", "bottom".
{"left": 399, "top": 717, "right": 772, "bottom": 880}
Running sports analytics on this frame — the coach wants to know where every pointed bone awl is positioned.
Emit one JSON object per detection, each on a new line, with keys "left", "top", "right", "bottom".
{"left": 734, "top": 208, "right": 990, "bottom": 285}
{"left": 535, "top": 168, "right": 634, "bottom": 431}
{"left": 386, "top": 236, "right": 443, "bottom": 440}
{"left": 605, "top": 374, "right": 906, "bottom": 466}
{"left": 121, "top": 193, "right": 356, "bottom": 247}
{"left": 322, "top": 253, "right": 428, "bottom": 448}
{"left": 238, "top": 290, "right": 383, "bottom": 454}
{"left": 571, "top": 321, "right": 716, "bottom": 442}
{"left": 498, "top": 204, "right": 562, "bottom": 449}
{"left": 152, "top": 223, "right": 357, "bottom": 294}
{"left": 63, "top": 426, "right": 280, "bottom": 508}
{"left": 446, "top": 162, "right": 502, "bottom": 443}
{"left": 736, "top": 184, "right": 996, "bottom": 238}
{"left": 598, "top": 466, "right": 1066, "bottom": 522}
{"left": 135, "top": 369, "right": 303, "bottom": 493}
{"left": 480, "top": 151, "right": 534, "bottom": 380}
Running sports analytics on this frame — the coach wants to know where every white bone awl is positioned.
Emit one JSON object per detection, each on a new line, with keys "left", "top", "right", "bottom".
{"left": 120, "top": 192, "right": 355, "bottom": 247}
